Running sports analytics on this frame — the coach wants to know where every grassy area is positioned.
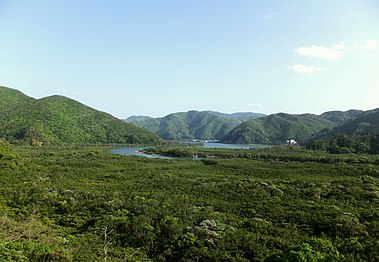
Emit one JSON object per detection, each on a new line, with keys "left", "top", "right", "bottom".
{"left": 0, "top": 144, "right": 379, "bottom": 261}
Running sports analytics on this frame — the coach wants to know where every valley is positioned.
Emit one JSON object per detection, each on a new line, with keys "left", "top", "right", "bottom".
{"left": 0, "top": 86, "right": 378, "bottom": 261}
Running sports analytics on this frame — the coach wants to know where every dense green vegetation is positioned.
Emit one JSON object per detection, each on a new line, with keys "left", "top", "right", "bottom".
{"left": 126, "top": 111, "right": 264, "bottom": 141}
{"left": 307, "top": 109, "right": 379, "bottom": 154}
{"left": 0, "top": 142, "right": 378, "bottom": 261}
{"left": 143, "top": 144, "right": 379, "bottom": 164}
{"left": 221, "top": 113, "right": 336, "bottom": 145}
{"left": 1, "top": 85, "right": 379, "bottom": 261}
{"left": 307, "top": 134, "right": 379, "bottom": 154}
{"left": 0, "top": 86, "right": 161, "bottom": 145}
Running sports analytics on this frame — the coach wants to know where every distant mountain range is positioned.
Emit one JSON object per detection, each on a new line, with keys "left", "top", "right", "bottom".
{"left": 0, "top": 86, "right": 161, "bottom": 145}
{"left": 125, "top": 111, "right": 265, "bottom": 141}
{"left": 1, "top": 86, "right": 377, "bottom": 146}
{"left": 127, "top": 108, "right": 379, "bottom": 145}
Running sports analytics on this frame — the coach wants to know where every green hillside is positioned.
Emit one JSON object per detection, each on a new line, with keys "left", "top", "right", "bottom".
{"left": 322, "top": 108, "right": 379, "bottom": 136}
{"left": 0, "top": 86, "right": 161, "bottom": 145}
{"left": 127, "top": 110, "right": 264, "bottom": 141}
{"left": 125, "top": 115, "right": 154, "bottom": 123}
{"left": 206, "top": 111, "right": 265, "bottom": 122}
{"left": 307, "top": 108, "right": 379, "bottom": 154}
{"left": 221, "top": 113, "right": 336, "bottom": 145}
{"left": 321, "top": 109, "right": 363, "bottom": 125}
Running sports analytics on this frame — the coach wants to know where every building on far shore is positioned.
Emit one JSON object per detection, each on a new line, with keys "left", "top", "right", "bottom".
{"left": 286, "top": 139, "right": 297, "bottom": 145}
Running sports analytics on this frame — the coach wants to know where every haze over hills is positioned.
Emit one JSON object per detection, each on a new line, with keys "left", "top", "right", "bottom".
{"left": 0, "top": 86, "right": 161, "bottom": 145}
{"left": 126, "top": 111, "right": 265, "bottom": 141}
{"left": 204, "top": 111, "right": 266, "bottom": 122}
{"left": 125, "top": 115, "right": 154, "bottom": 124}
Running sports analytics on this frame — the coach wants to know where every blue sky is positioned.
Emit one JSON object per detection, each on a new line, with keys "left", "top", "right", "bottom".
{"left": 1, "top": 1, "right": 378, "bottom": 118}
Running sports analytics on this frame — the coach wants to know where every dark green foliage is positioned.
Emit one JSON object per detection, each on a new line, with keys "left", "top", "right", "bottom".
{"left": 0, "top": 139, "right": 24, "bottom": 170}
{"left": 307, "top": 109, "right": 379, "bottom": 154}
{"left": 266, "top": 237, "right": 343, "bottom": 261}
{"left": 201, "top": 159, "right": 218, "bottom": 165}
{"left": 221, "top": 113, "right": 336, "bottom": 145}
{"left": 0, "top": 139, "right": 13, "bottom": 159}
{"left": 307, "top": 134, "right": 379, "bottom": 154}
{"left": 0, "top": 86, "right": 161, "bottom": 145}
{"left": 144, "top": 145, "right": 379, "bottom": 165}
{"left": 126, "top": 110, "right": 264, "bottom": 141}
{"left": 0, "top": 144, "right": 378, "bottom": 261}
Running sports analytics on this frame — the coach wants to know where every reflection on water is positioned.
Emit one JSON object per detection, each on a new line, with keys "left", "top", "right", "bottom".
{"left": 109, "top": 142, "right": 271, "bottom": 159}
{"left": 108, "top": 146, "right": 176, "bottom": 159}
{"left": 201, "top": 142, "right": 270, "bottom": 149}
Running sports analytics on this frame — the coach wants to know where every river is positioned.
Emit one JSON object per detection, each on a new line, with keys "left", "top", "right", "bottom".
{"left": 109, "top": 143, "right": 271, "bottom": 159}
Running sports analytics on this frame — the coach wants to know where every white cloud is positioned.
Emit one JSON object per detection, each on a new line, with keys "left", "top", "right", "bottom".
{"left": 295, "top": 40, "right": 379, "bottom": 61}
{"left": 295, "top": 44, "right": 346, "bottom": 61}
{"left": 287, "top": 64, "right": 327, "bottom": 75}
{"left": 360, "top": 40, "right": 378, "bottom": 50}
{"left": 248, "top": 103, "right": 263, "bottom": 108}
{"left": 260, "top": 11, "right": 278, "bottom": 20}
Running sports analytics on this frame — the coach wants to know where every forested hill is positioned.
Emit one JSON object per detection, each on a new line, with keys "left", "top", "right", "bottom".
{"left": 126, "top": 110, "right": 264, "bottom": 141}
{"left": 125, "top": 115, "right": 154, "bottom": 123}
{"left": 0, "top": 86, "right": 161, "bottom": 145}
{"left": 319, "top": 108, "right": 379, "bottom": 137}
{"left": 320, "top": 109, "right": 363, "bottom": 125}
{"left": 205, "top": 111, "right": 266, "bottom": 122}
{"left": 306, "top": 109, "right": 379, "bottom": 154}
{"left": 221, "top": 113, "right": 336, "bottom": 145}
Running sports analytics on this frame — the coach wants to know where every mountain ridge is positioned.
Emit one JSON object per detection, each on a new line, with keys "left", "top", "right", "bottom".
{"left": 2, "top": 86, "right": 376, "bottom": 146}
{"left": 313, "top": 108, "right": 379, "bottom": 139}
{"left": 0, "top": 86, "right": 161, "bottom": 145}
{"left": 126, "top": 110, "right": 265, "bottom": 141}
{"left": 320, "top": 109, "right": 364, "bottom": 125}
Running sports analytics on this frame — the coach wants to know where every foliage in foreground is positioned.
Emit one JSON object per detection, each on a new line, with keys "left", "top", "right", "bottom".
{"left": 0, "top": 145, "right": 379, "bottom": 261}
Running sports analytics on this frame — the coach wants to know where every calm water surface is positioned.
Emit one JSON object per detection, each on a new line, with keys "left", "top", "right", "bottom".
{"left": 108, "top": 146, "right": 176, "bottom": 159}
{"left": 202, "top": 142, "right": 270, "bottom": 149}
{"left": 109, "top": 143, "right": 271, "bottom": 159}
